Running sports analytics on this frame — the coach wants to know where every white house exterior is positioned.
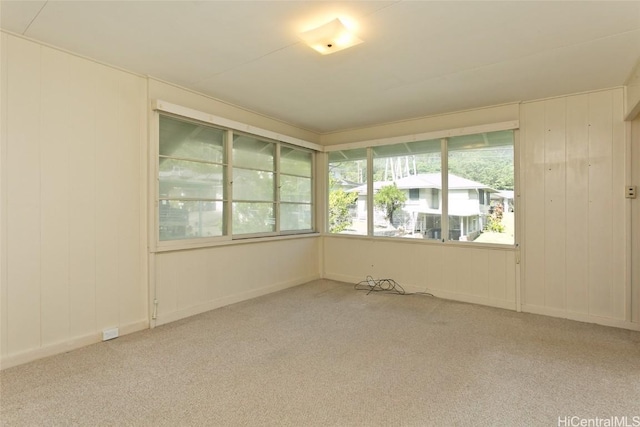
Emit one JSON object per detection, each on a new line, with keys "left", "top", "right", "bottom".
{"left": 351, "top": 173, "right": 499, "bottom": 241}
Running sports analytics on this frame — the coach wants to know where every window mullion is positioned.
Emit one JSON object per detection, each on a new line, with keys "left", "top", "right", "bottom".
{"left": 441, "top": 138, "right": 448, "bottom": 243}
{"left": 275, "top": 144, "right": 281, "bottom": 234}
{"left": 226, "top": 129, "right": 234, "bottom": 237}
{"left": 311, "top": 151, "right": 316, "bottom": 233}
{"left": 366, "top": 147, "right": 374, "bottom": 237}
{"left": 324, "top": 152, "right": 330, "bottom": 234}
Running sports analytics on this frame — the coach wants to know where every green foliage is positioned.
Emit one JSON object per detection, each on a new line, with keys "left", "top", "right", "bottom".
{"left": 485, "top": 217, "right": 505, "bottom": 233}
{"left": 371, "top": 147, "right": 514, "bottom": 191}
{"left": 485, "top": 204, "right": 505, "bottom": 233}
{"left": 329, "top": 160, "right": 366, "bottom": 185}
{"left": 374, "top": 184, "right": 407, "bottom": 224}
{"left": 233, "top": 202, "right": 274, "bottom": 234}
{"left": 329, "top": 188, "right": 358, "bottom": 233}
{"left": 448, "top": 147, "right": 514, "bottom": 190}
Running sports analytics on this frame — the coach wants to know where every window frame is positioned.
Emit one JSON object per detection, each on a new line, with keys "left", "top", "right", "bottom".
{"left": 279, "top": 144, "right": 315, "bottom": 235}
{"left": 231, "top": 131, "right": 278, "bottom": 238}
{"left": 327, "top": 148, "right": 369, "bottom": 236}
{"left": 151, "top": 100, "right": 320, "bottom": 252}
{"left": 157, "top": 114, "right": 229, "bottom": 243}
{"left": 325, "top": 121, "right": 519, "bottom": 248}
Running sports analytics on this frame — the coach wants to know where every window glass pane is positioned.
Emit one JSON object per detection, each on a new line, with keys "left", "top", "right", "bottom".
{"left": 233, "top": 135, "right": 274, "bottom": 170}
{"left": 159, "top": 115, "right": 224, "bottom": 163}
{"left": 281, "top": 175, "right": 311, "bottom": 203}
{"left": 372, "top": 139, "right": 441, "bottom": 239}
{"left": 281, "top": 203, "right": 312, "bottom": 231}
{"left": 158, "top": 115, "right": 228, "bottom": 243}
{"left": 159, "top": 200, "right": 224, "bottom": 240}
{"left": 281, "top": 147, "right": 312, "bottom": 177}
{"left": 233, "top": 202, "right": 275, "bottom": 234}
{"left": 159, "top": 159, "right": 225, "bottom": 199}
{"left": 159, "top": 113, "right": 318, "bottom": 242}
{"left": 447, "top": 130, "right": 514, "bottom": 244}
{"left": 233, "top": 169, "right": 274, "bottom": 201}
{"left": 329, "top": 149, "right": 366, "bottom": 235}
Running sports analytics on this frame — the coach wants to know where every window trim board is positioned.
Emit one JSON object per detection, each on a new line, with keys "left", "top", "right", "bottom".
{"left": 153, "top": 99, "right": 323, "bottom": 152}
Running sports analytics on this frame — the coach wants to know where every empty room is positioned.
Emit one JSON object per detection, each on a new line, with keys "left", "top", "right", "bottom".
{"left": 1, "top": 1, "right": 640, "bottom": 425}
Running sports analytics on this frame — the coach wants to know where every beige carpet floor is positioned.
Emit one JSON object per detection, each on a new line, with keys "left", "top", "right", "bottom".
{"left": 1, "top": 279, "right": 639, "bottom": 426}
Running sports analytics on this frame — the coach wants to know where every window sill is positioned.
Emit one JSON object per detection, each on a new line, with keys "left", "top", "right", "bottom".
{"left": 151, "top": 232, "right": 321, "bottom": 253}
{"left": 322, "top": 232, "right": 517, "bottom": 251}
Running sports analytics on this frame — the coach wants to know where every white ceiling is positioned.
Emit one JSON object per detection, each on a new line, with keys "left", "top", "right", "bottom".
{"left": 2, "top": 1, "right": 640, "bottom": 134}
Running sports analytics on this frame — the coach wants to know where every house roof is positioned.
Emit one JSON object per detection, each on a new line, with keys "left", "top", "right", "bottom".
{"left": 494, "top": 190, "right": 515, "bottom": 200}
{"left": 395, "top": 173, "right": 495, "bottom": 191}
{"left": 351, "top": 173, "right": 497, "bottom": 195}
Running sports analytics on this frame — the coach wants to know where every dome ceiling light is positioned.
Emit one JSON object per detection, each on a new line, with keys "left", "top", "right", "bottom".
{"left": 299, "top": 18, "right": 363, "bottom": 55}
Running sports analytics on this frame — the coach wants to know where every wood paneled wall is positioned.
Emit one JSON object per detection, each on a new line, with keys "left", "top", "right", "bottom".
{"left": 324, "top": 237, "right": 517, "bottom": 310}
{"left": 631, "top": 118, "right": 640, "bottom": 324}
{"left": 153, "top": 238, "right": 321, "bottom": 326}
{"left": 521, "top": 89, "right": 630, "bottom": 325}
{"left": 0, "top": 34, "right": 148, "bottom": 368}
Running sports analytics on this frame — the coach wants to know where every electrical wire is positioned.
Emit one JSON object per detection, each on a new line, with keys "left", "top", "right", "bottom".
{"left": 354, "top": 275, "right": 434, "bottom": 297}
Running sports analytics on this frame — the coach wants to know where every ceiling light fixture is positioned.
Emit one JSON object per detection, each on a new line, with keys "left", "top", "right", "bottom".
{"left": 299, "top": 18, "right": 363, "bottom": 55}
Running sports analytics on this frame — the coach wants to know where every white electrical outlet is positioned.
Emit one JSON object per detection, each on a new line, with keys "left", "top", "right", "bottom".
{"left": 102, "top": 328, "right": 119, "bottom": 341}
{"left": 626, "top": 186, "right": 637, "bottom": 199}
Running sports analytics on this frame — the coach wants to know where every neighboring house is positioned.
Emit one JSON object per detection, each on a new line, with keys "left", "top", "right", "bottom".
{"left": 492, "top": 190, "right": 515, "bottom": 212}
{"left": 350, "top": 173, "right": 500, "bottom": 241}
{"left": 330, "top": 177, "right": 361, "bottom": 192}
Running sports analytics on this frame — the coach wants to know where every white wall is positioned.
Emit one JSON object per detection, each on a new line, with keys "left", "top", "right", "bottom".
{"left": 520, "top": 89, "right": 633, "bottom": 328}
{"left": 324, "top": 237, "right": 517, "bottom": 310}
{"left": 154, "top": 238, "right": 320, "bottom": 326}
{"left": 0, "top": 34, "right": 148, "bottom": 368}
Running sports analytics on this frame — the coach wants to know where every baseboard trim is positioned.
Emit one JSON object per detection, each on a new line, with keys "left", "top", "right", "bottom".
{"left": 0, "top": 319, "right": 149, "bottom": 371}
{"left": 521, "top": 304, "right": 640, "bottom": 331}
{"left": 154, "top": 274, "right": 322, "bottom": 327}
{"left": 325, "top": 275, "right": 640, "bottom": 331}
{"left": 424, "top": 288, "right": 517, "bottom": 311}
{"left": 323, "top": 273, "right": 517, "bottom": 311}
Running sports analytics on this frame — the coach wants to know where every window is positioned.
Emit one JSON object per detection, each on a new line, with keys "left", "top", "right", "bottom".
{"left": 156, "top": 111, "right": 315, "bottom": 246}
{"left": 448, "top": 131, "right": 514, "bottom": 244}
{"left": 326, "top": 129, "right": 515, "bottom": 245}
{"left": 280, "top": 146, "right": 313, "bottom": 232}
{"left": 158, "top": 115, "right": 227, "bottom": 241}
{"left": 232, "top": 134, "right": 276, "bottom": 235}
{"left": 328, "top": 148, "right": 367, "bottom": 235}
{"left": 371, "top": 139, "right": 442, "bottom": 239}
